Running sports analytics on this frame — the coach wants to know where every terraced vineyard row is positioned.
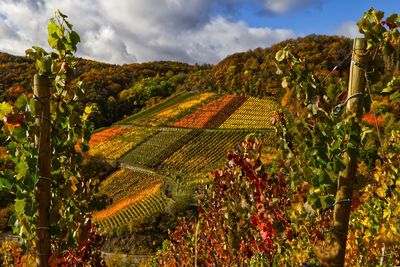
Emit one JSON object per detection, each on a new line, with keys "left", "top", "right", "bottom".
{"left": 96, "top": 189, "right": 169, "bottom": 231}
{"left": 89, "top": 126, "right": 156, "bottom": 160}
{"left": 161, "top": 130, "right": 252, "bottom": 178}
{"left": 99, "top": 168, "right": 163, "bottom": 204}
{"left": 89, "top": 127, "right": 124, "bottom": 146}
{"left": 170, "top": 95, "right": 247, "bottom": 129}
{"left": 146, "top": 92, "right": 214, "bottom": 126}
{"left": 260, "top": 129, "right": 278, "bottom": 147}
{"left": 219, "top": 97, "right": 279, "bottom": 129}
{"left": 145, "top": 129, "right": 203, "bottom": 168}
{"left": 120, "top": 128, "right": 194, "bottom": 167}
{"left": 118, "top": 91, "right": 215, "bottom": 127}
{"left": 116, "top": 91, "right": 196, "bottom": 125}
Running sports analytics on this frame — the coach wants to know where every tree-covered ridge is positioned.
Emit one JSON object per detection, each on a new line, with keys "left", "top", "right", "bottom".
{"left": 1, "top": 35, "right": 359, "bottom": 129}
{"left": 210, "top": 35, "right": 353, "bottom": 97}
{"left": 0, "top": 52, "right": 207, "bottom": 128}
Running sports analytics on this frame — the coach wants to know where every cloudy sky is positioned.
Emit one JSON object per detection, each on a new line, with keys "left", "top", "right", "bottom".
{"left": 0, "top": 0, "right": 398, "bottom": 64}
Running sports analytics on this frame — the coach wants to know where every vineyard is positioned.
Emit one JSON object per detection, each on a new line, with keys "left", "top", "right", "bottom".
{"left": 116, "top": 91, "right": 196, "bottom": 125}
{"left": 95, "top": 188, "right": 168, "bottom": 232}
{"left": 97, "top": 168, "right": 163, "bottom": 205}
{"left": 89, "top": 126, "right": 156, "bottom": 160}
{"left": 161, "top": 130, "right": 253, "bottom": 177}
{"left": 1, "top": 7, "right": 399, "bottom": 266}
{"left": 93, "top": 168, "right": 166, "bottom": 229}
{"left": 120, "top": 128, "right": 193, "bottom": 168}
{"left": 89, "top": 127, "right": 125, "bottom": 146}
{"left": 118, "top": 92, "right": 215, "bottom": 126}
{"left": 170, "top": 95, "right": 247, "bottom": 128}
{"left": 219, "top": 97, "right": 279, "bottom": 129}
{"left": 85, "top": 93, "right": 280, "bottom": 232}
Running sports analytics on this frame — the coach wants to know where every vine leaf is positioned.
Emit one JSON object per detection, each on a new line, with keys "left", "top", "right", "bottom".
{"left": 0, "top": 102, "right": 12, "bottom": 119}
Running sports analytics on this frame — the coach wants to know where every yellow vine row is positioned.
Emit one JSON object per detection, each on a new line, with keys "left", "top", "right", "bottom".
{"left": 92, "top": 182, "right": 163, "bottom": 221}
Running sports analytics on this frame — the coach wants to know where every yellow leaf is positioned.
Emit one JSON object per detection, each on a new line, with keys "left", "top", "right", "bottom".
{"left": 383, "top": 209, "right": 391, "bottom": 219}
{"left": 395, "top": 205, "right": 400, "bottom": 214}
{"left": 376, "top": 187, "right": 385, "bottom": 198}
{"left": 0, "top": 102, "right": 12, "bottom": 120}
{"left": 281, "top": 78, "right": 289, "bottom": 89}
{"left": 293, "top": 202, "right": 303, "bottom": 212}
{"left": 361, "top": 217, "right": 371, "bottom": 228}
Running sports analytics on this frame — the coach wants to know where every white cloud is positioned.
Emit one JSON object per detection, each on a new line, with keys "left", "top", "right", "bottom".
{"left": 336, "top": 21, "right": 363, "bottom": 38}
{"left": 263, "top": 0, "right": 321, "bottom": 14}
{"left": 0, "top": 0, "right": 295, "bottom": 64}
{"left": 183, "top": 17, "right": 294, "bottom": 63}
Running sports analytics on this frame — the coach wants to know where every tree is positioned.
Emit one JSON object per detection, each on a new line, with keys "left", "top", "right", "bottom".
{"left": 0, "top": 10, "right": 104, "bottom": 266}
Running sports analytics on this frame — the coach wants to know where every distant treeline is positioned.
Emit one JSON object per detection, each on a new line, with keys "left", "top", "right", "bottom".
{"left": 2, "top": 34, "right": 393, "bottom": 128}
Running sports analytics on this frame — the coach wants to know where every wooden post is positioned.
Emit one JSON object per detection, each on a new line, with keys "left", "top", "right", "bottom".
{"left": 331, "top": 38, "right": 367, "bottom": 266}
{"left": 34, "top": 74, "right": 51, "bottom": 267}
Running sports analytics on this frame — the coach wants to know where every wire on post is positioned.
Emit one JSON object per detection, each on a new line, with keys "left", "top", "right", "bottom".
{"left": 323, "top": 198, "right": 353, "bottom": 212}
{"left": 333, "top": 93, "right": 364, "bottom": 116}
{"left": 38, "top": 176, "right": 51, "bottom": 182}
{"left": 34, "top": 115, "right": 51, "bottom": 123}
{"left": 321, "top": 51, "right": 353, "bottom": 84}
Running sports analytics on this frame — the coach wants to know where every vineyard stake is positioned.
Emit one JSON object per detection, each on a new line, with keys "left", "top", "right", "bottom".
{"left": 331, "top": 38, "right": 367, "bottom": 266}
{"left": 34, "top": 74, "right": 51, "bottom": 267}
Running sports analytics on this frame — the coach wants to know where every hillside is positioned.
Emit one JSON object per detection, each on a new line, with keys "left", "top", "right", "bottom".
{"left": 0, "top": 52, "right": 206, "bottom": 127}
{"left": 1, "top": 35, "right": 356, "bottom": 129}
{"left": 87, "top": 91, "right": 281, "bottom": 254}
{"left": 210, "top": 35, "right": 353, "bottom": 97}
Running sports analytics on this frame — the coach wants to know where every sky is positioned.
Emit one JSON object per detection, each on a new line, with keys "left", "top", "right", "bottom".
{"left": 0, "top": 0, "right": 399, "bottom": 65}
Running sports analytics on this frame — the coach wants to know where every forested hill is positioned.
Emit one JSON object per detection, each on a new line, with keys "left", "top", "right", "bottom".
{"left": 210, "top": 35, "right": 353, "bottom": 97}
{"left": 0, "top": 34, "right": 353, "bottom": 127}
{"left": 0, "top": 53, "right": 207, "bottom": 127}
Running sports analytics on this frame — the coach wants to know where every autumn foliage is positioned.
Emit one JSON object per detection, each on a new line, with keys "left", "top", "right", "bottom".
{"left": 89, "top": 127, "right": 125, "bottom": 146}
{"left": 362, "top": 113, "right": 384, "bottom": 128}
{"left": 170, "top": 95, "right": 247, "bottom": 128}
{"left": 154, "top": 136, "right": 292, "bottom": 265}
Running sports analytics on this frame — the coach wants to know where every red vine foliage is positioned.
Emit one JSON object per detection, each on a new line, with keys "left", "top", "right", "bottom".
{"left": 49, "top": 220, "right": 106, "bottom": 267}
{"left": 154, "top": 135, "right": 292, "bottom": 266}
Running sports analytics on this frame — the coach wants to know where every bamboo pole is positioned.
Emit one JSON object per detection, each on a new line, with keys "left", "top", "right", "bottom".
{"left": 34, "top": 74, "right": 51, "bottom": 267}
{"left": 331, "top": 38, "right": 367, "bottom": 266}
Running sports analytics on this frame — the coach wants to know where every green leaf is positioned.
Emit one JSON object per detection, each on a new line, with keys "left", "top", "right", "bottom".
{"left": 23, "top": 173, "right": 38, "bottom": 192}
{"left": 14, "top": 198, "right": 26, "bottom": 215}
{"left": 65, "top": 20, "right": 73, "bottom": 30}
{"left": 35, "top": 59, "right": 47, "bottom": 74}
{"left": 48, "top": 19, "right": 61, "bottom": 39}
{"left": 275, "top": 50, "right": 286, "bottom": 62}
{"left": 15, "top": 95, "right": 28, "bottom": 110}
{"left": 382, "top": 86, "right": 393, "bottom": 93}
{"left": 361, "top": 127, "right": 373, "bottom": 142}
{"left": 57, "top": 9, "right": 68, "bottom": 19}
{"left": 13, "top": 126, "right": 28, "bottom": 143}
{"left": 29, "top": 98, "right": 35, "bottom": 113}
{"left": 389, "top": 91, "right": 400, "bottom": 101}
{"left": 0, "top": 174, "right": 12, "bottom": 190}
{"left": 48, "top": 37, "right": 58, "bottom": 49}
{"left": 7, "top": 141, "right": 17, "bottom": 156}
{"left": 320, "top": 195, "right": 334, "bottom": 209}
{"left": 69, "top": 31, "right": 80, "bottom": 48}
{"left": 56, "top": 38, "right": 66, "bottom": 52}
{"left": 309, "top": 194, "right": 322, "bottom": 209}
{"left": 15, "top": 161, "right": 29, "bottom": 180}
{"left": 331, "top": 140, "right": 341, "bottom": 151}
